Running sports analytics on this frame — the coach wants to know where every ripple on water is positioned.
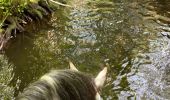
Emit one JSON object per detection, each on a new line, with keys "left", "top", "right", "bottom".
{"left": 1, "top": 0, "right": 170, "bottom": 100}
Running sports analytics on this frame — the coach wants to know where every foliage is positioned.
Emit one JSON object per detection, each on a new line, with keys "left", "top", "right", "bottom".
{"left": 0, "top": 55, "right": 14, "bottom": 99}
{"left": 0, "top": 0, "right": 29, "bottom": 27}
{"left": 0, "top": 0, "right": 64, "bottom": 28}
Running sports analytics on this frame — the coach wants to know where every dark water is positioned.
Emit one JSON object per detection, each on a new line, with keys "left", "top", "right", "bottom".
{"left": 1, "top": 0, "right": 170, "bottom": 99}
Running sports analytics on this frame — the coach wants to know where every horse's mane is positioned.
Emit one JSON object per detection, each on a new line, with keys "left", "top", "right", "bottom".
{"left": 16, "top": 69, "right": 97, "bottom": 100}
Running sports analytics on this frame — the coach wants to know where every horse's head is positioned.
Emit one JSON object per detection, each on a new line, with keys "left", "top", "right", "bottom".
{"left": 16, "top": 61, "right": 107, "bottom": 100}
{"left": 69, "top": 61, "right": 107, "bottom": 100}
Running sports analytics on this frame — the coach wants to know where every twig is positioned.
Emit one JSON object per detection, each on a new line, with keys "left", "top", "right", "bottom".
{"left": 49, "top": 0, "right": 73, "bottom": 8}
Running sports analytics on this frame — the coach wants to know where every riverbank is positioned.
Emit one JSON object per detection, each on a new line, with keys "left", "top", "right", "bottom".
{"left": 0, "top": 0, "right": 70, "bottom": 52}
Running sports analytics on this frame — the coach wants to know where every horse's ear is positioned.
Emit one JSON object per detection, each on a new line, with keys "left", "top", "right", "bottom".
{"left": 95, "top": 67, "right": 107, "bottom": 89}
{"left": 69, "top": 61, "right": 78, "bottom": 71}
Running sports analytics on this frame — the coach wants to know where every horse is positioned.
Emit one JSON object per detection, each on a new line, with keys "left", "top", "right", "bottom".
{"left": 16, "top": 61, "right": 107, "bottom": 100}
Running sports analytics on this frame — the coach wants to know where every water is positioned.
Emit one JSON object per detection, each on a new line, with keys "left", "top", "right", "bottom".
{"left": 1, "top": 0, "right": 170, "bottom": 99}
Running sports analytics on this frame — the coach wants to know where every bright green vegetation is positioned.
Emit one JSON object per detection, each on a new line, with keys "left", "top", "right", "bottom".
{"left": 0, "top": 0, "right": 31, "bottom": 27}
{"left": 0, "top": 0, "right": 69, "bottom": 31}
{"left": 0, "top": 0, "right": 53, "bottom": 51}
{"left": 0, "top": 0, "right": 66, "bottom": 26}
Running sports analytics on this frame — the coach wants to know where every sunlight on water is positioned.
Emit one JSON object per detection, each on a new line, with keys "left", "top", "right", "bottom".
{"left": 1, "top": 0, "right": 170, "bottom": 99}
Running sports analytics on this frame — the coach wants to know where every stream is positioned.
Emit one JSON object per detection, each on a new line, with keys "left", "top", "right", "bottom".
{"left": 1, "top": 0, "right": 170, "bottom": 100}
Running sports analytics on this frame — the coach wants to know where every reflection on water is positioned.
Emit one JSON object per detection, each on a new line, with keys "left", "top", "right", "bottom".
{"left": 1, "top": 0, "right": 170, "bottom": 99}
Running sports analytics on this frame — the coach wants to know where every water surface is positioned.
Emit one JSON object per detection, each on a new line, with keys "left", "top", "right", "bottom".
{"left": 1, "top": 0, "right": 170, "bottom": 100}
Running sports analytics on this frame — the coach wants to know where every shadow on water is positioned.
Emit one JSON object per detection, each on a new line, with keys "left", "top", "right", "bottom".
{"left": 1, "top": 0, "right": 170, "bottom": 99}
{"left": 4, "top": 10, "right": 70, "bottom": 97}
